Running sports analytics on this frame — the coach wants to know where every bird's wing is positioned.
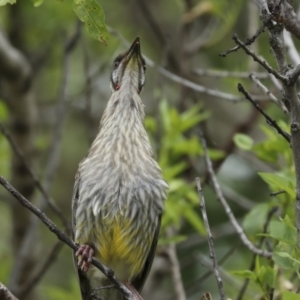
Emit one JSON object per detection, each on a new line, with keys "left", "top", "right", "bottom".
{"left": 132, "top": 214, "right": 162, "bottom": 292}
{"left": 72, "top": 171, "right": 92, "bottom": 300}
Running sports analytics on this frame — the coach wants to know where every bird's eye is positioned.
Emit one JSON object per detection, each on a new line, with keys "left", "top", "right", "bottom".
{"left": 113, "top": 61, "right": 119, "bottom": 69}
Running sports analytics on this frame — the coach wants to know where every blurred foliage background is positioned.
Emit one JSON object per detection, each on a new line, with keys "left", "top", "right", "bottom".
{"left": 0, "top": 0, "right": 300, "bottom": 299}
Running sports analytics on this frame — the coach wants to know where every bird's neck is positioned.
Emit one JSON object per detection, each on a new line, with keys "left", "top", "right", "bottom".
{"left": 88, "top": 91, "right": 152, "bottom": 162}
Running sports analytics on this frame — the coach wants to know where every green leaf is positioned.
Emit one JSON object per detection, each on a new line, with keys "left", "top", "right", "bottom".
{"left": 31, "top": 0, "right": 43, "bottom": 6}
{"left": 181, "top": 206, "right": 205, "bottom": 234}
{"left": 231, "top": 270, "right": 256, "bottom": 280}
{"left": 0, "top": 0, "right": 15, "bottom": 5}
{"left": 258, "top": 172, "right": 295, "bottom": 198}
{"left": 276, "top": 252, "right": 300, "bottom": 265}
{"left": 269, "top": 220, "right": 297, "bottom": 245}
{"left": 163, "top": 162, "right": 187, "bottom": 180}
{"left": 233, "top": 133, "right": 253, "bottom": 150}
{"left": 273, "top": 251, "right": 300, "bottom": 270}
{"left": 73, "top": 0, "right": 109, "bottom": 45}
{"left": 257, "top": 266, "right": 277, "bottom": 287}
{"left": 168, "top": 179, "right": 187, "bottom": 193}
{"left": 272, "top": 242, "right": 297, "bottom": 270}
{"left": 159, "top": 235, "right": 186, "bottom": 245}
{"left": 243, "top": 203, "right": 270, "bottom": 236}
{"left": 0, "top": 101, "right": 9, "bottom": 121}
{"left": 180, "top": 110, "right": 210, "bottom": 132}
{"left": 282, "top": 291, "right": 300, "bottom": 300}
{"left": 144, "top": 116, "right": 157, "bottom": 133}
{"left": 207, "top": 148, "right": 225, "bottom": 159}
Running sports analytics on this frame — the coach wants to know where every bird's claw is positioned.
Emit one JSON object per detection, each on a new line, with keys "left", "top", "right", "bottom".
{"left": 76, "top": 244, "right": 94, "bottom": 273}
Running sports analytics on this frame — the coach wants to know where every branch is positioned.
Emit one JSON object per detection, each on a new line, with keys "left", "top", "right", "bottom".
{"left": 186, "top": 245, "right": 238, "bottom": 297}
{"left": 199, "top": 134, "right": 272, "bottom": 258}
{"left": 258, "top": 0, "right": 300, "bottom": 250}
{"left": 166, "top": 228, "right": 186, "bottom": 300}
{"left": 236, "top": 206, "right": 278, "bottom": 300}
{"left": 273, "top": 0, "right": 300, "bottom": 41}
{"left": 193, "top": 69, "right": 269, "bottom": 79}
{"left": 284, "top": 30, "right": 300, "bottom": 66}
{"left": 249, "top": 73, "right": 288, "bottom": 114}
{"left": 0, "top": 176, "right": 135, "bottom": 300}
{"left": 108, "top": 27, "right": 263, "bottom": 103}
{"left": 195, "top": 177, "right": 226, "bottom": 300}
{"left": 237, "top": 83, "right": 291, "bottom": 142}
{"left": 0, "top": 283, "right": 19, "bottom": 300}
{"left": 232, "top": 34, "right": 287, "bottom": 83}
{"left": 219, "top": 24, "right": 266, "bottom": 57}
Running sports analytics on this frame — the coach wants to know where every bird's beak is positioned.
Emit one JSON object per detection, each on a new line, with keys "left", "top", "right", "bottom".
{"left": 125, "top": 37, "right": 142, "bottom": 67}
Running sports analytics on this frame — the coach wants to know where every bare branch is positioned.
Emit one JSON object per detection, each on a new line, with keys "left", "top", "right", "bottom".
{"left": 0, "top": 283, "right": 19, "bottom": 300}
{"left": 237, "top": 206, "right": 278, "bottom": 300}
{"left": 259, "top": 1, "right": 300, "bottom": 250}
{"left": 108, "top": 27, "right": 263, "bottom": 102}
{"left": 196, "top": 177, "right": 226, "bottom": 300}
{"left": 219, "top": 24, "right": 266, "bottom": 57}
{"left": 166, "top": 228, "right": 186, "bottom": 300}
{"left": 200, "top": 134, "right": 272, "bottom": 258}
{"left": 249, "top": 73, "right": 289, "bottom": 114}
{"left": 237, "top": 83, "right": 290, "bottom": 142}
{"left": 284, "top": 30, "right": 300, "bottom": 65}
{"left": 193, "top": 69, "right": 269, "bottom": 79}
{"left": 253, "top": 0, "right": 270, "bottom": 14}
{"left": 232, "top": 34, "right": 287, "bottom": 83}
{"left": 273, "top": 0, "right": 300, "bottom": 41}
{"left": 0, "top": 176, "right": 136, "bottom": 300}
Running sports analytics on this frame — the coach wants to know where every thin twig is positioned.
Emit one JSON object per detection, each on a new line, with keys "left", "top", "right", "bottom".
{"left": 270, "top": 190, "right": 286, "bottom": 197}
{"left": 284, "top": 30, "right": 300, "bottom": 66}
{"left": 237, "top": 83, "right": 291, "bottom": 142}
{"left": 0, "top": 176, "right": 135, "bottom": 300}
{"left": 219, "top": 24, "right": 266, "bottom": 57}
{"left": 185, "top": 244, "right": 239, "bottom": 297}
{"left": 166, "top": 228, "right": 186, "bottom": 300}
{"left": 193, "top": 69, "right": 269, "bottom": 79}
{"left": 108, "top": 27, "right": 266, "bottom": 103}
{"left": 236, "top": 206, "right": 278, "bottom": 300}
{"left": 249, "top": 73, "right": 289, "bottom": 114}
{"left": 200, "top": 134, "right": 272, "bottom": 258}
{"left": 0, "top": 283, "right": 19, "bottom": 300}
{"left": 195, "top": 177, "right": 226, "bottom": 300}
{"left": 258, "top": 0, "right": 300, "bottom": 251}
{"left": 232, "top": 34, "right": 287, "bottom": 83}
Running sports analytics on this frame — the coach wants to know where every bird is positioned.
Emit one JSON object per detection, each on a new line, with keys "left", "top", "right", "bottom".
{"left": 72, "top": 37, "right": 169, "bottom": 300}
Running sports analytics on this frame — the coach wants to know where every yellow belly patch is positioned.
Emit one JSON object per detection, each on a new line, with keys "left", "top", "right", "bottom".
{"left": 97, "top": 218, "right": 151, "bottom": 280}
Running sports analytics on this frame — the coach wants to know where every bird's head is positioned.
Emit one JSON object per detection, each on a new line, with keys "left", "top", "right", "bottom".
{"left": 110, "top": 37, "right": 146, "bottom": 94}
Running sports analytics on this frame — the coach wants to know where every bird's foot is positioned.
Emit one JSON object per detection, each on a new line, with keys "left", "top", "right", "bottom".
{"left": 76, "top": 244, "right": 94, "bottom": 273}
